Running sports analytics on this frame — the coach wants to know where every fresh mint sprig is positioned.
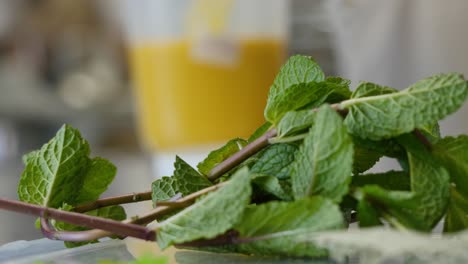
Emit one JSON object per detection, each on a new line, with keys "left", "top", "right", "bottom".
{"left": 1, "top": 55, "right": 468, "bottom": 258}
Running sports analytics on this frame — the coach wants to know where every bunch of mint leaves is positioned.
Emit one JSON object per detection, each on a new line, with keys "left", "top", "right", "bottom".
{"left": 14, "top": 55, "right": 468, "bottom": 258}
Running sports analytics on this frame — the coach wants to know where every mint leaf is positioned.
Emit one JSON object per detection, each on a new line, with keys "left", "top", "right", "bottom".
{"left": 291, "top": 105, "right": 353, "bottom": 202}
{"left": 252, "top": 176, "right": 292, "bottom": 201}
{"left": 234, "top": 197, "right": 344, "bottom": 257}
{"left": 351, "top": 82, "right": 397, "bottom": 98}
{"left": 342, "top": 73, "right": 468, "bottom": 140}
{"left": 22, "top": 150, "right": 39, "bottom": 165}
{"left": 157, "top": 168, "right": 252, "bottom": 249}
{"left": 251, "top": 144, "right": 297, "bottom": 180}
{"left": 276, "top": 110, "right": 316, "bottom": 137}
{"left": 351, "top": 136, "right": 405, "bottom": 159}
{"left": 197, "top": 138, "right": 248, "bottom": 176}
{"left": 264, "top": 55, "right": 325, "bottom": 124}
{"left": 174, "top": 156, "right": 212, "bottom": 196}
{"left": 352, "top": 171, "right": 410, "bottom": 191}
{"left": 432, "top": 136, "right": 468, "bottom": 232}
{"left": 357, "top": 198, "right": 382, "bottom": 228}
{"left": 352, "top": 145, "right": 382, "bottom": 174}
{"left": 74, "top": 157, "right": 117, "bottom": 204}
{"left": 18, "top": 124, "right": 90, "bottom": 207}
{"left": 247, "top": 122, "right": 272, "bottom": 143}
{"left": 360, "top": 135, "right": 450, "bottom": 231}
{"left": 152, "top": 176, "right": 179, "bottom": 205}
{"left": 444, "top": 187, "right": 468, "bottom": 233}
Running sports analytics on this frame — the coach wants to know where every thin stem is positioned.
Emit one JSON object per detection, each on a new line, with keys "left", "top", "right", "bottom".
{"left": 74, "top": 191, "right": 152, "bottom": 213}
{"left": 0, "top": 198, "right": 155, "bottom": 241}
{"left": 208, "top": 129, "right": 277, "bottom": 181}
{"left": 412, "top": 129, "right": 433, "bottom": 150}
{"left": 268, "top": 134, "right": 307, "bottom": 144}
{"left": 13, "top": 182, "right": 229, "bottom": 242}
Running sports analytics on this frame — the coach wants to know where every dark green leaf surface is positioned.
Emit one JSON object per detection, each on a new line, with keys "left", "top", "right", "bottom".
{"left": 444, "top": 187, "right": 468, "bottom": 233}
{"left": 352, "top": 171, "right": 410, "bottom": 191}
{"left": 174, "top": 156, "right": 212, "bottom": 196}
{"left": 157, "top": 168, "right": 251, "bottom": 249}
{"left": 152, "top": 176, "right": 179, "bottom": 205}
{"left": 252, "top": 175, "right": 292, "bottom": 201}
{"left": 234, "top": 197, "right": 344, "bottom": 257}
{"left": 197, "top": 138, "right": 248, "bottom": 176}
{"left": 18, "top": 125, "right": 90, "bottom": 207}
{"left": 291, "top": 105, "right": 353, "bottom": 202}
{"left": 357, "top": 198, "right": 382, "bottom": 228}
{"left": 74, "top": 157, "right": 117, "bottom": 204}
{"left": 251, "top": 144, "right": 297, "bottom": 179}
{"left": 276, "top": 110, "right": 316, "bottom": 137}
{"left": 342, "top": 73, "right": 468, "bottom": 140}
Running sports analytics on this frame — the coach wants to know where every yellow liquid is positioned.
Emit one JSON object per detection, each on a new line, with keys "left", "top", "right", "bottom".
{"left": 129, "top": 39, "right": 285, "bottom": 151}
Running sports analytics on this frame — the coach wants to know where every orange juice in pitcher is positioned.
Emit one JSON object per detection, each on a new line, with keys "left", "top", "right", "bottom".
{"left": 120, "top": 0, "right": 289, "bottom": 177}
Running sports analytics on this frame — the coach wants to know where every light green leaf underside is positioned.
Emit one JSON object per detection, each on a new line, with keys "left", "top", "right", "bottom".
{"left": 291, "top": 105, "right": 353, "bottom": 202}
{"left": 251, "top": 143, "right": 297, "bottom": 180}
{"left": 276, "top": 110, "right": 316, "bottom": 137}
{"left": 252, "top": 175, "right": 292, "bottom": 201}
{"left": 234, "top": 197, "right": 344, "bottom": 257}
{"left": 18, "top": 124, "right": 90, "bottom": 207}
{"left": 174, "top": 156, "right": 212, "bottom": 196}
{"left": 342, "top": 73, "right": 468, "bottom": 140}
{"left": 74, "top": 157, "right": 117, "bottom": 204}
{"left": 152, "top": 176, "right": 179, "bottom": 205}
{"left": 157, "top": 168, "right": 252, "bottom": 249}
{"left": 197, "top": 138, "right": 248, "bottom": 176}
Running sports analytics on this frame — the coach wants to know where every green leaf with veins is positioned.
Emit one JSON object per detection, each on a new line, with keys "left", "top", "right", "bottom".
{"left": 351, "top": 82, "right": 397, "bottom": 99}
{"left": 251, "top": 144, "right": 297, "bottom": 180}
{"left": 234, "top": 197, "right": 344, "bottom": 257}
{"left": 54, "top": 204, "right": 126, "bottom": 248}
{"left": 152, "top": 176, "right": 179, "bottom": 205}
{"left": 247, "top": 122, "right": 272, "bottom": 143}
{"left": 174, "top": 156, "right": 212, "bottom": 196}
{"left": 197, "top": 138, "right": 248, "bottom": 176}
{"left": 360, "top": 134, "right": 450, "bottom": 231}
{"left": 276, "top": 110, "right": 316, "bottom": 137}
{"left": 22, "top": 150, "right": 39, "bottom": 165}
{"left": 252, "top": 175, "right": 292, "bottom": 201}
{"left": 352, "top": 171, "right": 410, "bottom": 191}
{"left": 18, "top": 124, "right": 90, "bottom": 207}
{"left": 342, "top": 73, "right": 468, "bottom": 140}
{"left": 74, "top": 157, "right": 117, "bottom": 204}
{"left": 352, "top": 145, "right": 382, "bottom": 174}
{"left": 264, "top": 55, "right": 325, "bottom": 124}
{"left": 157, "top": 168, "right": 251, "bottom": 249}
{"left": 291, "top": 105, "right": 353, "bottom": 202}
{"left": 432, "top": 135, "right": 468, "bottom": 232}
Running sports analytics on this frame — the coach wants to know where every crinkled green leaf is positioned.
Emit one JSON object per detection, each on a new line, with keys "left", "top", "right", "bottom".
{"left": 432, "top": 135, "right": 468, "bottom": 232}
{"left": 291, "top": 105, "right": 353, "bottom": 202}
{"left": 352, "top": 171, "right": 410, "bottom": 191}
{"left": 18, "top": 124, "right": 90, "bottom": 207}
{"left": 252, "top": 175, "right": 292, "bottom": 201}
{"left": 247, "top": 122, "right": 272, "bottom": 143}
{"left": 152, "top": 176, "right": 179, "bottom": 205}
{"left": 233, "top": 197, "right": 344, "bottom": 257}
{"left": 197, "top": 138, "right": 248, "bottom": 176}
{"left": 419, "top": 123, "right": 441, "bottom": 143}
{"left": 276, "top": 110, "right": 316, "bottom": 137}
{"left": 22, "top": 150, "right": 39, "bottom": 165}
{"left": 174, "top": 156, "right": 212, "bottom": 196}
{"left": 342, "top": 73, "right": 468, "bottom": 140}
{"left": 74, "top": 157, "right": 117, "bottom": 204}
{"left": 351, "top": 82, "right": 397, "bottom": 99}
{"left": 157, "top": 168, "right": 251, "bottom": 249}
{"left": 360, "top": 135, "right": 450, "bottom": 231}
{"left": 251, "top": 144, "right": 297, "bottom": 180}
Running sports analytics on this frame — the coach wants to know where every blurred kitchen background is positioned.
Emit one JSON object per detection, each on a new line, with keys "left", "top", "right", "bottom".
{"left": 0, "top": 0, "right": 337, "bottom": 245}
{"left": 1, "top": 0, "right": 467, "bottom": 245}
